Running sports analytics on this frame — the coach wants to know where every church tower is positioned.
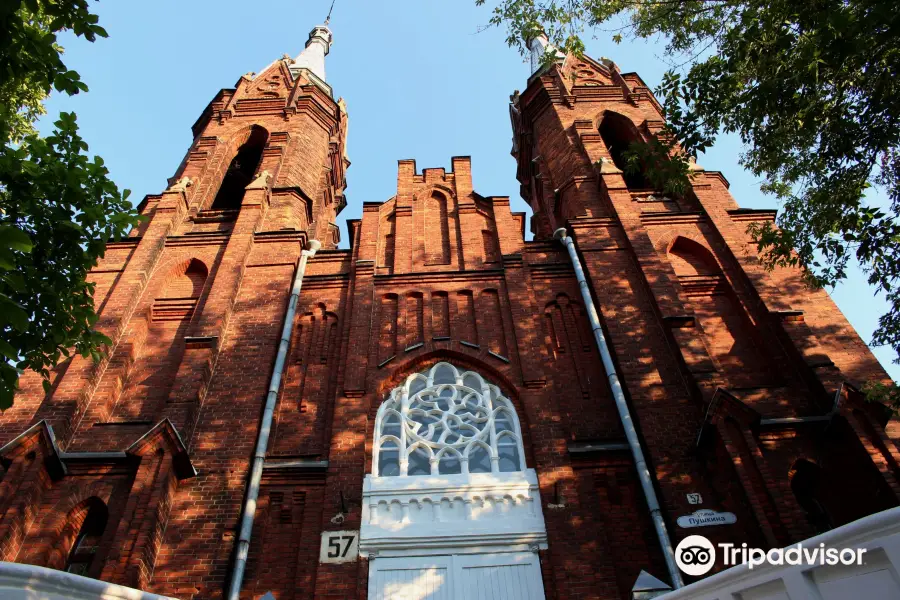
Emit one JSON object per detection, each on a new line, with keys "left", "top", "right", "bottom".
{"left": 0, "top": 16, "right": 898, "bottom": 600}
{"left": 0, "top": 22, "right": 349, "bottom": 598}
{"left": 508, "top": 33, "right": 900, "bottom": 593}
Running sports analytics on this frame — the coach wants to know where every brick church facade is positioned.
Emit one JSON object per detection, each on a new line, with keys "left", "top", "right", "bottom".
{"left": 2, "top": 20, "right": 899, "bottom": 600}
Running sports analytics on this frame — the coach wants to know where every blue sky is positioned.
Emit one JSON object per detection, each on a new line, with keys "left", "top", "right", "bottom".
{"left": 40, "top": 0, "right": 898, "bottom": 380}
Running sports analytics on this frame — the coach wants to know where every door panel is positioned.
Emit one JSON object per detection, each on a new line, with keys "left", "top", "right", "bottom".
{"left": 457, "top": 553, "right": 545, "bottom": 600}
{"left": 369, "top": 557, "right": 453, "bottom": 600}
{"left": 369, "top": 553, "right": 544, "bottom": 600}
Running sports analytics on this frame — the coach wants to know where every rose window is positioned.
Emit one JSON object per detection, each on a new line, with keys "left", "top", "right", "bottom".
{"left": 373, "top": 362, "right": 526, "bottom": 477}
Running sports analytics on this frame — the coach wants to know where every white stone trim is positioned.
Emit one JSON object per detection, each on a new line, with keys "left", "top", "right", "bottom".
{"left": 361, "top": 470, "right": 548, "bottom": 558}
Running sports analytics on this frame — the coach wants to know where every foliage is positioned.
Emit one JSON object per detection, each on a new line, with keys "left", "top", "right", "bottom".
{"left": 478, "top": 0, "right": 900, "bottom": 399}
{"left": 863, "top": 380, "right": 900, "bottom": 416}
{"left": 0, "top": 1, "right": 140, "bottom": 408}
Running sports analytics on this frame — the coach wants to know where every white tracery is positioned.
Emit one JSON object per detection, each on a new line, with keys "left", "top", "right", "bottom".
{"left": 373, "top": 362, "right": 526, "bottom": 477}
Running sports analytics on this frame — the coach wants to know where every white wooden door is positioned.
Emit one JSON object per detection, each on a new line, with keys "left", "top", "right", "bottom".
{"left": 368, "top": 553, "right": 545, "bottom": 600}
{"left": 455, "top": 553, "right": 545, "bottom": 600}
{"left": 368, "top": 556, "right": 454, "bottom": 600}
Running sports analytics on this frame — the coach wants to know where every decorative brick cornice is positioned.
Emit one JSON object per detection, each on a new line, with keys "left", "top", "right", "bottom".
{"left": 353, "top": 259, "right": 376, "bottom": 275}
{"left": 291, "top": 88, "right": 341, "bottom": 131}
{"left": 301, "top": 274, "right": 351, "bottom": 290}
{"left": 663, "top": 314, "right": 696, "bottom": 328}
{"left": 768, "top": 309, "right": 804, "bottom": 322}
{"left": 137, "top": 194, "right": 162, "bottom": 213}
{"left": 261, "top": 459, "right": 328, "bottom": 484}
{"left": 568, "top": 216, "right": 620, "bottom": 227}
{"left": 105, "top": 237, "right": 142, "bottom": 250}
{"left": 501, "top": 254, "right": 524, "bottom": 268}
{"left": 522, "top": 378, "right": 548, "bottom": 389}
{"left": 374, "top": 270, "right": 504, "bottom": 285}
{"left": 640, "top": 211, "right": 706, "bottom": 226}
{"left": 193, "top": 209, "right": 239, "bottom": 224}
{"left": 184, "top": 336, "right": 218, "bottom": 350}
{"left": 253, "top": 229, "right": 307, "bottom": 244}
{"left": 232, "top": 98, "right": 287, "bottom": 116}
{"left": 729, "top": 208, "right": 777, "bottom": 223}
{"left": 703, "top": 171, "right": 731, "bottom": 188}
{"left": 571, "top": 85, "right": 626, "bottom": 101}
{"left": 678, "top": 274, "right": 728, "bottom": 297}
{"left": 528, "top": 263, "right": 573, "bottom": 277}
{"left": 165, "top": 232, "right": 230, "bottom": 248}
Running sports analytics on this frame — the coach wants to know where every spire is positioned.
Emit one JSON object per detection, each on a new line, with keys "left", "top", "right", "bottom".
{"left": 527, "top": 33, "right": 565, "bottom": 76}
{"left": 290, "top": 23, "right": 333, "bottom": 82}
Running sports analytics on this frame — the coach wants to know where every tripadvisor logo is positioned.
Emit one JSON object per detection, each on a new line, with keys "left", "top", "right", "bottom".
{"left": 675, "top": 535, "right": 716, "bottom": 576}
{"left": 675, "top": 534, "right": 868, "bottom": 577}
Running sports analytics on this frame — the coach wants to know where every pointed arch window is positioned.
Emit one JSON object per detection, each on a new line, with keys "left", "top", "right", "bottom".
{"left": 210, "top": 126, "right": 268, "bottom": 210}
{"left": 598, "top": 111, "right": 650, "bottom": 190}
{"left": 65, "top": 498, "right": 108, "bottom": 577}
{"left": 373, "top": 362, "right": 526, "bottom": 477}
{"left": 151, "top": 258, "right": 208, "bottom": 322}
{"left": 425, "top": 191, "right": 451, "bottom": 265}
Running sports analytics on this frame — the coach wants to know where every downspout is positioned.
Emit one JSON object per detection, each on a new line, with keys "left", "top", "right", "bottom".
{"left": 554, "top": 227, "right": 684, "bottom": 589}
{"left": 227, "top": 238, "right": 321, "bottom": 600}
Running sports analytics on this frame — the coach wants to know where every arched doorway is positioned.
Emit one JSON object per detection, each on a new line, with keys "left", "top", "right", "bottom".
{"left": 362, "top": 362, "right": 547, "bottom": 599}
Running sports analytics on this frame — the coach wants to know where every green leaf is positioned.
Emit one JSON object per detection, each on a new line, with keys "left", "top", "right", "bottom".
{"left": 0, "top": 226, "right": 33, "bottom": 252}
{"left": 0, "top": 383, "right": 14, "bottom": 411}
{"left": 0, "top": 339, "right": 18, "bottom": 360}
{"left": 0, "top": 249, "right": 15, "bottom": 270}
{"left": 59, "top": 220, "right": 84, "bottom": 231}
{"left": 0, "top": 0, "right": 123, "bottom": 407}
{"left": 0, "top": 295, "right": 28, "bottom": 332}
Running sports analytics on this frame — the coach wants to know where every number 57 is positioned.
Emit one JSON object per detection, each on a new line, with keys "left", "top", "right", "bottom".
{"left": 327, "top": 535, "right": 355, "bottom": 558}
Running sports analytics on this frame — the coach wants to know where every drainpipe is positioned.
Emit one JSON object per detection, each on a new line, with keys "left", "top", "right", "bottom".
{"left": 554, "top": 227, "right": 684, "bottom": 589}
{"left": 227, "top": 238, "right": 321, "bottom": 600}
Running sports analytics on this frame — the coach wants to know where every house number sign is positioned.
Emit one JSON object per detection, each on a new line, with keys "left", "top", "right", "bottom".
{"left": 319, "top": 530, "right": 359, "bottom": 563}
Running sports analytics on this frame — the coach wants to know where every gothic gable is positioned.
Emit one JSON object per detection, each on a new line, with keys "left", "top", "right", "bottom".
{"left": 562, "top": 56, "right": 614, "bottom": 87}
{"left": 227, "top": 58, "right": 295, "bottom": 114}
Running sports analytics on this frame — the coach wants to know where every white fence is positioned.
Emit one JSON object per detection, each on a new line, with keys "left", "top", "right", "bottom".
{"left": 0, "top": 561, "right": 176, "bottom": 600}
{"left": 659, "top": 507, "right": 900, "bottom": 600}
